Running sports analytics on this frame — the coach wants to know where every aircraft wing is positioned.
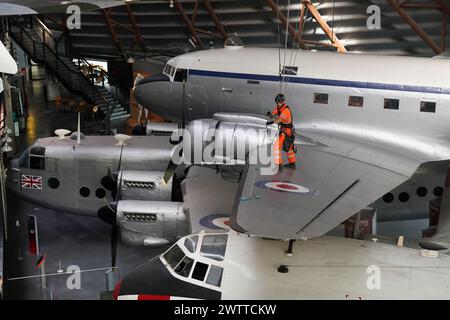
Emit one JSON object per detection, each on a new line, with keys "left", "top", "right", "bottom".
{"left": 182, "top": 166, "right": 239, "bottom": 233}
{"left": 230, "top": 133, "right": 422, "bottom": 240}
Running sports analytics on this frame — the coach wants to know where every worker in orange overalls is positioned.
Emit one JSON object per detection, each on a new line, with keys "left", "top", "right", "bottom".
{"left": 267, "top": 93, "right": 297, "bottom": 169}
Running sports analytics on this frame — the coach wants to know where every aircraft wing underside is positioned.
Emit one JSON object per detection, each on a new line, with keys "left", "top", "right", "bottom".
{"left": 181, "top": 166, "right": 239, "bottom": 234}
{"left": 230, "top": 133, "right": 423, "bottom": 240}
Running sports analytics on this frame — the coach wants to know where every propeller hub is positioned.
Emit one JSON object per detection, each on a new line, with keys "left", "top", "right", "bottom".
{"left": 97, "top": 203, "right": 117, "bottom": 225}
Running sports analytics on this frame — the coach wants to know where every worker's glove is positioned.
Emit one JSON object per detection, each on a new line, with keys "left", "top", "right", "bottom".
{"left": 266, "top": 121, "right": 274, "bottom": 126}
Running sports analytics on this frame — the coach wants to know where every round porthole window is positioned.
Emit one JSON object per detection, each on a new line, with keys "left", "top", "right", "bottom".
{"left": 383, "top": 193, "right": 394, "bottom": 203}
{"left": 48, "top": 177, "right": 60, "bottom": 189}
{"left": 80, "top": 187, "right": 90, "bottom": 198}
{"left": 95, "top": 188, "right": 106, "bottom": 199}
{"left": 398, "top": 192, "right": 410, "bottom": 203}
{"left": 434, "top": 186, "right": 444, "bottom": 197}
{"left": 416, "top": 186, "right": 428, "bottom": 197}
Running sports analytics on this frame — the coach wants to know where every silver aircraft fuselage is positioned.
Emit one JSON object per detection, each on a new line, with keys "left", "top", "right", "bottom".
{"left": 7, "top": 135, "right": 173, "bottom": 215}
{"left": 134, "top": 47, "right": 450, "bottom": 166}
{"left": 133, "top": 47, "right": 450, "bottom": 219}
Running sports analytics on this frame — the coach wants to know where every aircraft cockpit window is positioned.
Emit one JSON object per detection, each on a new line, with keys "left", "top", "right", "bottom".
{"left": 163, "top": 64, "right": 175, "bottom": 77}
{"left": 184, "top": 235, "right": 199, "bottom": 253}
{"left": 174, "top": 68, "right": 188, "bottom": 82}
{"left": 174, "top": 256, "right": 194, "bottom": 278}
{"left": 163, "top": 244, "right": 185, "bottom": 269}
{"left": 163, "top": 64, "right": 171, "bottom": 75}
{"left": 200, "top": 234, "right": 228, "bottom": 262}
{"left": 206, "top": 265, "right": 223, "bottom": 287}
{"left": 192, "top": 261, "right": 209, "bottom": 281}
{"left": 29, "top": 146, "right": 46, "bottom": 170}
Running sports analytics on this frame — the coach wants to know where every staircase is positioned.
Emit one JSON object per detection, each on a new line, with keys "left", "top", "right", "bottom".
{"left": 8, "top": 17, "right": 129, "bottom": 127}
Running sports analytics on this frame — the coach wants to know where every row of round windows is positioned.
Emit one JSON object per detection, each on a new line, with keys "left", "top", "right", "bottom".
{"left": 48, "top": 177, "right": 107, "bottom": 199}
{"left": 383, "top": 186, "right": 444, "bottom": 203}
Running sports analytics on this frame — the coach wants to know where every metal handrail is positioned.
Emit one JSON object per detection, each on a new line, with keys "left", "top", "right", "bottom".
{"left": 8, "top": 16, "right": 113, "bottom": 121}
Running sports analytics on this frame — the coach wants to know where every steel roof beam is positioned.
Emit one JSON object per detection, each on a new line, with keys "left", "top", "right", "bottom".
{"left": 265, "top": 0, "right": 307, "bottom": 49}
{"left": 386, "top": 0, "right": 446, "bottom": 54}
{"left": 203, "top": 0, "right": 228, "bottom": 39}
{"left": 303, "top": 0, "right": 347, "bottom": 53}
{"left": 172, "top": 0, "right": 204, "bottom": 49}
{"left": 125, "top": 3, "right": 147, "bottom": 52}
{"left": 102, "top": 8, "right": 123, "bottom": 55}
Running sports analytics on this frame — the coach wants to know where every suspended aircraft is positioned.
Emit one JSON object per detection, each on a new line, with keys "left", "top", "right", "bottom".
{"left": 8, "top": 39, "right": 450, "bottom": 247}
{"left": 3, "top": 15, "right": 450, "bottom": 296}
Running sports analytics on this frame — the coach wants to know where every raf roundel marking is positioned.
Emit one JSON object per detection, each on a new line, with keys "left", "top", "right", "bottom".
{"left": 199, "top": 214, "right": 231, "bottom": 230}
{"left": 255, "top": 180, "right": 311, "bottom": 194}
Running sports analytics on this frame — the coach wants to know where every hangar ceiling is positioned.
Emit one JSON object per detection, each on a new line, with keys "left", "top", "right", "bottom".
{"left": 40, "top": 0, "right": 450, "bottom": 61}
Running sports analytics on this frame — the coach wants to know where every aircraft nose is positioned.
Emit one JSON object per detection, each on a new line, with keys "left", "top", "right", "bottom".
{"left": 136, "top": 73, "right": 170, "bottom": 86}
{"left": 113, "top": 256, "right": 172, "bottom": 300}
{"left": 133, "top": 74, "right": 170, "bottom": 106}
{"left": 114, "top": 255, "right": 221, "bottom": 300}
{"left": 133, "top": 73, "right": 181, "bottom": 119}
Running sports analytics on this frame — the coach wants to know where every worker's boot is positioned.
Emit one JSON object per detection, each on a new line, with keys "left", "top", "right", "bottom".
{"left": 284, "top": 163, "right": 296, "bottom": 169}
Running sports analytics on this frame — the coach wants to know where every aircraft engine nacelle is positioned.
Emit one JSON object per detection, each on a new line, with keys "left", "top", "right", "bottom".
{"left": 178, "top": 113, "right": 279, "bottom": 165}
{"left": 118, "top": 170, "right": 173, "bottom": 201}
{"left": 116, "top": 200, "right": 187, "bottom": 247}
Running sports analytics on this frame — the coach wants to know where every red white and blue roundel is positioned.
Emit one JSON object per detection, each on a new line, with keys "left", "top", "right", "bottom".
{"left": 199, "top": 214, "right": 231, "bottom": 230}
{"left": 255, "top": 180, "right": 315, "bottom": 195}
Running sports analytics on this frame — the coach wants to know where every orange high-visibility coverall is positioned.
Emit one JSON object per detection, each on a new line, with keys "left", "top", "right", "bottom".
{"left": 271, "top": 104, "right": 296, "bottom": 165}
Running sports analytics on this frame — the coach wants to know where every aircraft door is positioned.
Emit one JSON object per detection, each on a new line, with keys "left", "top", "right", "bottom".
{"left": 76, "top": 157, "right": 113, "bottom": 216}
{"left": 41, "top": 158, "right": 65, "bottom": 205}
{"left": 221, "top": 78, "right": 265, "bottom": 115}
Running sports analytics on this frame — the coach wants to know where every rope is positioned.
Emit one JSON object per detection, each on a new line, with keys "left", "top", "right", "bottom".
{"left": 276, "top": 0, "right": 282, "bottom": 90}
{"left": 284, "top": 0, "right": 304, "bottom": 91}
{"left": 284, "top": 1, "right": 309, "bottom": 92}
{"left": 281, "top": 0, "right": 291, "bottom": 90}
{"left": 331, "top": 0, "right": 335, "bottom": 45}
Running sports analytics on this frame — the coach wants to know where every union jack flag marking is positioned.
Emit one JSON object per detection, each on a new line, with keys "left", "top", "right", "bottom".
{"left": 21, "top": 175, "right": 42, "bottom": 190}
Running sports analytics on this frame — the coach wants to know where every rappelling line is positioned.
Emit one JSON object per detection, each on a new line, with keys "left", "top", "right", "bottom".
{"left": 284, "top": 1, "right": 307, "bottom": 92}
{"left": 281, "top": 0, "right": 291, "bottom": 91}
{"left": 276, "top": 0, "right": 283, "bottom": 91}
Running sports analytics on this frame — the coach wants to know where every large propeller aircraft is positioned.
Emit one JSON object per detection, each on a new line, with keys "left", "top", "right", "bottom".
{"left": 5, "top": 33, "right": 450, "bottom": 298}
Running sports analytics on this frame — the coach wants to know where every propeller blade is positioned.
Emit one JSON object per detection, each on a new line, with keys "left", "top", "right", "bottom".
{"left": 111, "top": 224, "right": 118, "bottom": 268}
{"left": 97, "top": 202, "right": 117, "bottom": 225}
{"left": 101, "top": 173, "right": 117, "bottom": 191}
{"left": 115, "top": 168, "right": 124, "bottom": 202}
{"left": 163, "top": 159, "right": 178, "bottom": 184}
{"left": 131, "top": 124, "right": 146, "bottom": 136}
